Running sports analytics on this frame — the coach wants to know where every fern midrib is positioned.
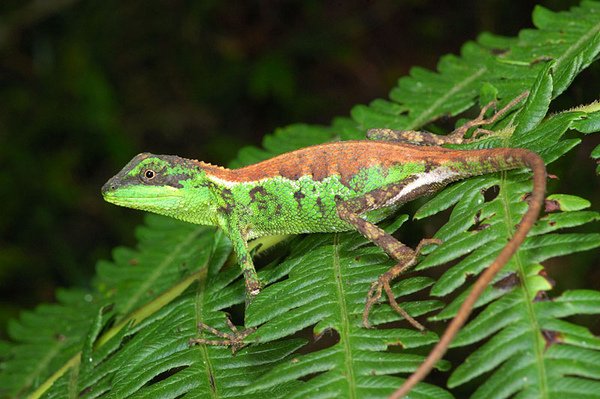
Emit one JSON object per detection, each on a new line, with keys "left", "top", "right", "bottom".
{"left": 499, "top": 172, "right": 548, "bottom": 397}
{"left": 20, "top": 339, "right": 67, "bottom": 397}
{"left": 553, "top": 9, "right": 600, "bottom": 86}
{"left": 332, "top": 234, "right": 357, "bottom": 399}
{"left": 197, "top": 335, "right": 220, "bottom": 398}
{"left": 120, "top": 226, "right": 205, "bottom": 316}
{"left": 195, "top": 237, "right": 220, "bottom": 399}
{"left": 406, "top": 67, "right": 486, "bottom": 130}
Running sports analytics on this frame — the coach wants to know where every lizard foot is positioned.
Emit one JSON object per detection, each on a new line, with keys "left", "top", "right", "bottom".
{"left": 189, "top": 316, "right": 256, "bottom": 354}
{"left": 362, "top": 238, "right": 442, "bottom": 330}
{"left": 447, "top": 91, "right": 529, "bottom": 142}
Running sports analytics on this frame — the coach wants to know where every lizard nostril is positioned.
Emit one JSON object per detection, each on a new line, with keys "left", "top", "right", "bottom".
{"left": 101, "top": 181, "right": 115, "bottom": 195}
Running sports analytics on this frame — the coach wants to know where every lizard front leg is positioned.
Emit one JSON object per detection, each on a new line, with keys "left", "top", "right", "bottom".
{"left": 227, "top": 226, "right": 263, "bottom": 298}
{"left": 189, "top": 220, "right": 260, "bottom": 351}
{"left": 216, "top": 215, "right": 263, "bottom": 298}
{"left": 336, "top": 185, "right": 439, "bottom": 330}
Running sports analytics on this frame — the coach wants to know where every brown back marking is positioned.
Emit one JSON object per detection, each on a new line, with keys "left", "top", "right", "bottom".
{"left": 196, "top": 140, "right": 526, "bottom": 184}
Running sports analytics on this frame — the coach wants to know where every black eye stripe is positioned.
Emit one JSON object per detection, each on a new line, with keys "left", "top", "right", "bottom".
{"left": 136, "top": 164, "right": 188, "bottom": 188}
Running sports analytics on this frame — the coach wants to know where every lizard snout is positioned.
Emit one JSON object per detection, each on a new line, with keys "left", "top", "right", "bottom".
{"left": 101, "top": 178, "right": 117, "bottom": 196}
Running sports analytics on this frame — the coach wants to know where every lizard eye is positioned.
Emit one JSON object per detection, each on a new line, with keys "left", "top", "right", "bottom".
{"left": 143, "top": 169, "right": 156, "bottom": 181}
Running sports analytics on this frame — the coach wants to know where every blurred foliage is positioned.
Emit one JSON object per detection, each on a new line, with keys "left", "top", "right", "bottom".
{"left": 0, "top": 0, "right": 596, "bottom": 341}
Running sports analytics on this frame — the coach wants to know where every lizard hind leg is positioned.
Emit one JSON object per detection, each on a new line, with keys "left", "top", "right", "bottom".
{"left": 336, "top": 186, "right": 440, "bottom": 331}
{"left": 367, "top": 90, "right": 529, "bottom": 146}
{"left": 446, "top": 91, "right": 529, "bottom": 141}
{"left": 367, "top": 128, "right": 453, "bottom": 146}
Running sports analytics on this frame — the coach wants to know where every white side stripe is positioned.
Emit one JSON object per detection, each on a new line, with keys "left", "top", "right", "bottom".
{"left": 385, "top": 168, "right": 458, "bottom": 206}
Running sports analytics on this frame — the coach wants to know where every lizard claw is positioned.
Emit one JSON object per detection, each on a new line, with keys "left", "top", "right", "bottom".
{"left": 362, "top": 280, "right": 384, "bottom": 328}
{"left": 362, "top": 272, "right": 426, "bottom": 331}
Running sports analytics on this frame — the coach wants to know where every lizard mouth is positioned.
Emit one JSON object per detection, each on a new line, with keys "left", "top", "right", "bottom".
{"left": 102, "top": 184, "right": 181, "bottom": 208}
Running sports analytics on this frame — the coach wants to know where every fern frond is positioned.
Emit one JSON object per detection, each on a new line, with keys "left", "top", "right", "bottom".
{"left": 397, "top": 63, "right": 600, "bottom": 399}
{"left": 245, "top": 230, "right": 451, "bottom": 398}
{"left": 0, "top": 290, "right": 104, "bottom": 398}
{"left": 96, "top": 216, "right": 220, "bottom": 318}
{"left": 448, "top": 289, "right": 600, "bottom": 398}
{"left": 37, "top": 217, "right": 307, "bottom": 399}
{"left": 42, "top": 295, "right": 305, "bottom": 399}
{"left": 352, "top": 2, "right": 600, "bottom": 134}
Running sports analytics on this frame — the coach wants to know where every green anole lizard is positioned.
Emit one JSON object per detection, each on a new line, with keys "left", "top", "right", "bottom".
{"left": 102, "top": 92, "right": 546, "bottom": 397}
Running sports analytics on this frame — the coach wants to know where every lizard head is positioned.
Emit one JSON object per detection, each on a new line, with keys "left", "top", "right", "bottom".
{"left": 102, "top": 153, "right": 216, "bottom": 224}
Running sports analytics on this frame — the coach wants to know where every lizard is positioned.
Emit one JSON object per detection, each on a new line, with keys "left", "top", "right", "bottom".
{"left": 102, "top": 92, "right": 546, "bottom": 397}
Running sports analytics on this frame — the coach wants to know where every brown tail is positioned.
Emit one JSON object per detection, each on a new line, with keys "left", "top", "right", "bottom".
{"left": 389, "top": 150, "right": 546, "bottom": 399}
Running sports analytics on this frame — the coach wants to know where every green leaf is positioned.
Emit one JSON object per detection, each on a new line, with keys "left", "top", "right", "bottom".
{"left": 593, "top": 143, "right": 600, "bottom": 175}
{"left": 512, "top": 61, "right": 553, "bottom": 138}
{"left": 414, "top": 176, "right": 496, "bottom": 220}
{"left": 572, "top": 109, "right": 600, "bottom": 133}
{"left": 530, "top": 210, "right": 600, "bottom": 235}
{"left": 520, "top": 3, "right": 600, "bottom": 96}
{"left": 546, "top": 194, "right": 592, "bottom": 211}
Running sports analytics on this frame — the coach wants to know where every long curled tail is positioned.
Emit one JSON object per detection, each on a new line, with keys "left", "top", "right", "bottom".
{"left": 390, "top": 150, "right": 546, "bottom": 399}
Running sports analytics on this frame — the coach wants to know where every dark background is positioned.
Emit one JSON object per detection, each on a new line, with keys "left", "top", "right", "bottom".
{"left": 1, "top": 0, "right": 596, "bottom": 338}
